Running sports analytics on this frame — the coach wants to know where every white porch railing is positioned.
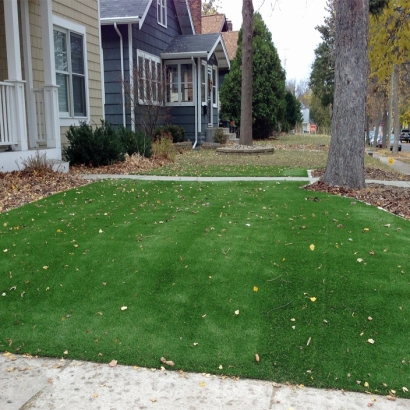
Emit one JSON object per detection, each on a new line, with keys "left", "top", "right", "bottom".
{"left": 0, "top": 81, "right": 17, "bottom": 146}
{"left": 33, "top": 88, "right": 46, "bottom": 145}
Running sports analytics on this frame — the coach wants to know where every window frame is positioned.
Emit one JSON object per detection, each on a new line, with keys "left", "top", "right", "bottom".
{"left": 212, "top": 65, "right": 218, "bottom": 108}
{"left": 136, "top": 50, "right": 163, "bottom": 105}
{"left": 53, "top": 16, "right": 89, "bottom": 126}
{"left": 201, "top": 61, "right": 207, "bottom": 106}
{"left": 165, "top": 60, "right": 194, "bottom": 107}
{"left": 157, "top": 0, "right": 167, "bottom": 28}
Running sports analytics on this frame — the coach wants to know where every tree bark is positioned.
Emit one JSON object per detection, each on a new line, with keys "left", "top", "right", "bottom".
{"left": 322, "top": 0, "right": 369, "bottom": 189}
{"left": 239, "top": 0, "right": 253, "bottom": 146}
{"left": 392, "top": 64, "right": 400, "bottom": 153}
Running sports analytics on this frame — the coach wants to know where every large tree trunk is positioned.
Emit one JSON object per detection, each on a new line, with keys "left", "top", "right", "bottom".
{"left": 322, "top": 0, "right": 369, "bottom": 189}
{"left": 392, "top": 64, "right": 400, "bottom": 153}
{"left": 239, "top": 0, "right": 253, "bottom": 146}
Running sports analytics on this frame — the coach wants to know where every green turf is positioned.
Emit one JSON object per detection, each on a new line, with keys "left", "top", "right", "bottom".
{"left": 142, "top": 164, "right": 307, "bottom": 177}
{"left": 1, "top": 180, "right": 410, "bottom": 397}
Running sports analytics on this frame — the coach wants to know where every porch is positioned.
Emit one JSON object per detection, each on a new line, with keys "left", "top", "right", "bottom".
{"left": 0, "top": 0, "right": 61, "bottom": 172}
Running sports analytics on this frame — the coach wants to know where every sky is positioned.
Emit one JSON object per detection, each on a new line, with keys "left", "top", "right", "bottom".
{"left": 217, "top": 0, "right": 328, "bottom": 84}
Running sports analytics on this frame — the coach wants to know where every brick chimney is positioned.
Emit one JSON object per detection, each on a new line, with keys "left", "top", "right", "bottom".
{"left": 188, "top": 0, "right": 202, "bottom": 34}
{"left": 226, "top": 20, "right": 233, "bottom": 31}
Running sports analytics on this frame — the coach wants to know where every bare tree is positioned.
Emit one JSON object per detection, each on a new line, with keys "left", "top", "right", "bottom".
{"left": 122, "top": 61, "right": 171, "bottom": 138}
{"left": 239, "top": 0, "right": 254, "bottom": 146}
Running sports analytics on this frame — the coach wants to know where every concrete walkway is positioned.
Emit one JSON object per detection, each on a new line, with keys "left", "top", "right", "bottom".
{"left": 1, "top": 353, "right": 408, "bottom": 410}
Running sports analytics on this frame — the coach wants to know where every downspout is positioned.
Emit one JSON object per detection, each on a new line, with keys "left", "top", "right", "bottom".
{"left": 128, "top": 23, "right": 135, "bottom": 131}
{"left": 114, "top": 23, "right": 126, "bottom": 127}
{"left": 192, "top": 56, "right": 198, "bottom": 149}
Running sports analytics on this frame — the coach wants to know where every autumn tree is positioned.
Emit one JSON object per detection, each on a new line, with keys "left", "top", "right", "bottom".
{"left": 368, "top": 1, "right": 410, "bottom": 153}
{"left": 202, "top": 0, "right": 220, "bottom": 15}
{"left": 220, "top": 11, "right": 285, "bottom": 139}
{"left": 322, "top": 0, "right": 389, "bottom": 189}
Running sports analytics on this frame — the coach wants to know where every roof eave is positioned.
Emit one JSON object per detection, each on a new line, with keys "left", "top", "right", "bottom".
{"left": 101, "top": 16, "right": 140, "bottom": 25}
{"left": 161, "top": 51, "right": 208, "bottom": 59}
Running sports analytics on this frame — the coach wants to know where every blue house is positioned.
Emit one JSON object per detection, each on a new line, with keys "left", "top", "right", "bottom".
{"left": 100, "top": 0, "right": 230, "bottom": 147}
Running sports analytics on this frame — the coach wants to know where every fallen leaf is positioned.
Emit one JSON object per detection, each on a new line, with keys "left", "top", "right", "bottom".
{"left": 367, "top": 338, "right": 375, "bottom": 344}
{"left": 357, "top": 258, "right": 363, "bottom": 263}
{"left": 99, "top": 229, "right": 103, "bottom": 233}
{"left": 120, "top": 306, "right": 127, "bottom": 311}
{"left": 63, "top": 350, "right": 68, "bottom": 355}
{"left": 364, "top": 382, "right": 369, "bottom": 387}
{"left": 388, "top": 157, "right": 394, "bottom": 165}
{"left": 199, "top": 382, "right": 206, "bottom": 387}
{"left": 290, "top": 318, "right": 296, "bottom": 322}
{"left": 93, "top": 393, "right": 98, "bottom": 398}
{"left": 108, "top": 359, "right": 117, "bottom": 367}
{"left": 151, "top": 398, "right": 157, "bottom": 402}
{"left": 363, "top": 228, "right": 370, "bottom": 232}
{"left": 234, "top": 310, "right": 239, "bottom": 315}
{"left": 367, "top": 403, "right": 374, "bottom": 407}
{"left": 368, "top": 316, "right": 373, "bottom": 321}
{"left": 307, "top": 337, "right": 311, "bottom": 346}
{"left": 310, "top": 244, "right": 315, "bottom": 251}
{"left": 219, "top": 365, "right": 223, "bottom": 369}
{"left": 386, "top": 395, "right": 396, "bottom": 401}
{"left": 43, "top": 266, "right": 49, "bottom": 270}
{"left": 253, "top": 286, "right": 258, "bottom": 292}
{"left": 310, "top": 297, "right": 317, "bottom": 302}
{"left": 160, "top": 357, "right": 175, "bottom": 366}
{"left": 403, "top": 387, "right": 408, "bottom": 393}
{"left": 255, "top": 354, "right": 260, "bottom": 362}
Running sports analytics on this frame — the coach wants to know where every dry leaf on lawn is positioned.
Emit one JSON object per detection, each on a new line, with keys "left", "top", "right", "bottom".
{"left": 108, "top": 359, "right": 117, "bottom": 367}
{"left": 160, "top": 357, "right": 175, "bottom": 366}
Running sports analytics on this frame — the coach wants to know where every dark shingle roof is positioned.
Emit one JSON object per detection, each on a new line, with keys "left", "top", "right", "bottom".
{"left": 163, "top": 34, "right": 221, "bottom": 54}
{"left": 100, "top": 0, "right": 150, "bottom": 19}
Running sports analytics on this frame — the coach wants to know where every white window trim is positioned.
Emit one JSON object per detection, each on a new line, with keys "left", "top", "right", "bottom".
{"left": 136, "top": 50, "right": 162, "bottom": 105}
{"left": 165, "top": 60, "right": 194, "bottom": 107}
{"left": 157, "top": 0, "right": 167, "bottom": 28}
{"left": 201, "top": 61, "right": 207, "bottom": 106}
{"left": 212, "top": 65, "right": 218, "bottom": 108}
{"left": 52, "top": 15, "right": 89, "bottom": 124}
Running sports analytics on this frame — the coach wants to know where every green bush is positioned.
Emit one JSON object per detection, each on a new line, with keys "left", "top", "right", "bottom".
{"left": 117, "top": 126, "right": 152, "bottom": 158}
{"left": 63, "top": 121, "right": 125, "bottom": 167}
{"left": 154, "top": 124, "right": 185, "bottom": 143}
{"left": 213, "top": 128, "right": 227, "bottom": 144}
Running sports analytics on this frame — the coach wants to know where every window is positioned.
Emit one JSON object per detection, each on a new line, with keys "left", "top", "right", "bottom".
{"left": 157, "top": 0, "right": 167, "bottom": 27}
{"left": 136, "top": 50, "right": 162, "bottom": 105}
{"left": 54, "top": 27, "right": 86, "bottom": 118}
{"left": 165, "top": 62, "right": 193, "bottom": 106}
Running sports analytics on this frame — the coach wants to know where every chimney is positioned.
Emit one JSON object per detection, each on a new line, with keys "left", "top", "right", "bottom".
{"left": 188, "top": 0, "right": 202, "bottom": 34}
{"left": 227, "top": 20, "right": 233, "bottom": 31}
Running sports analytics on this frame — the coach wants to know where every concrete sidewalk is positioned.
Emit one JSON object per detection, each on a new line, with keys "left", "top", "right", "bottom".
{"left": 1, "top": 353, "right": 408, "bottom": 410}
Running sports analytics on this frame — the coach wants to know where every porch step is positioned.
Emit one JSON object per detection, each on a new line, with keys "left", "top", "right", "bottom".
{"left": 47, "top": 159, "right": 69, "bottom": 174}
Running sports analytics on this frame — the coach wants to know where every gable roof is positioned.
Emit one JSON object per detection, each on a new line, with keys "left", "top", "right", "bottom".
{"left": 100, "top": 0, "right": 151, "bottom": 21}
{"left": 161, "top": 33, "right": 230, "bottom": 68}
{"left": 202, "top": 14, "right": 226, "bottom": 34}
{"left": 222, "top": 31, "right": 239, "bottom": 61}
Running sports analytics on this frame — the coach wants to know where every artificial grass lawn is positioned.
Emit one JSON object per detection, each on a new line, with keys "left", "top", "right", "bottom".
{"left": 143, "top": 164, "right": 308, "bottom": 177}
{"left": 1, "top": 180, "right": 410, "bottom": 397}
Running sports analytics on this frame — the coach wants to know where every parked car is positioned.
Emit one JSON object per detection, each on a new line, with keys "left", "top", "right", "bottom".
{"left": 377, "top": 135, "right": 402, "bottom": 151}
{"left": 400, "top": 129, "right": 410, "bottom": 143}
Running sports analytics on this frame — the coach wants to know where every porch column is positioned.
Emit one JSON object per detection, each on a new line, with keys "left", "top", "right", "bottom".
{"left": 4, "top": 0, "right": 28, "bottom": 150}
{"left": 40, "top": 0, "right": 60, "bottom": 149}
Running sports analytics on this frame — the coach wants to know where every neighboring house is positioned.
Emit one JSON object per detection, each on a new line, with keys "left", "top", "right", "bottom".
{"left": 100, "top": 0, "right": 230, "bottom": 146}
{"left": 0, "top": 0, "right": 103, "bottom": 172}
{"left": 201, "top": 13, "right": 238, "bottom": 90}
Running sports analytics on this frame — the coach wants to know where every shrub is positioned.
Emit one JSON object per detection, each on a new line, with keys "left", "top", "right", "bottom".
{"left": 64, "top": 121, "right": 125, "bottom": 167}
{"left": 20, "top": 151, "right": 53, "bottom": 173}
{"left": 117, "top": 126, "right": 152, "bottom": 158}
{"left": 154, "top": 124, "right": 185, "bottom": 143}
{"left": 152, "top": 132, "right": 176, "bottom": 161}
{"left": 213, "top": 128, "right": 227, "bottom": 144}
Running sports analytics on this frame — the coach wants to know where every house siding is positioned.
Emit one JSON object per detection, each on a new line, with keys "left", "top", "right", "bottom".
{"left": 0, "top": 1, "right": 7, "bottom": 80}
{"left": 102, "top": 0, "right": 182, "bottom": 131}
{"left": 53, "top": 0, "right": 103, "bottom": 144}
